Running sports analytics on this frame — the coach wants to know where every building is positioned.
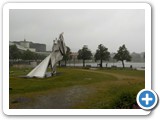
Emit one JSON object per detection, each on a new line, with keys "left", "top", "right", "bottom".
{"left": 9, "top": 41, "right": 36, "bottom": 52}
{"left": 19, "top": 39, "right": 30, "bottom": 48}
{"left": 10, "top": 39, "right": 46, "bottom": 52}
{"left": 30, "top": 42, "right": 46, "bottom": 52}
{"left": 70, "top": 52, "right": 78, "bottom": 60}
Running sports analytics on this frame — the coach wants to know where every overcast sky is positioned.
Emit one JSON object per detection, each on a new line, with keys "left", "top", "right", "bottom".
{"left": 9, "top": 9, "right": 145, "bottom": 53}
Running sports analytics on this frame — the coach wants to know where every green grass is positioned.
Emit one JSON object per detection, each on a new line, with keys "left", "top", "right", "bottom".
{"left": 9, "top": 67, "right": 117, "bottom": 94}
{"left": 99, "top": 68, "right": 145, "bottom": 77}
{"left": 9, "top": 67, "right": 145, "bottom": 109}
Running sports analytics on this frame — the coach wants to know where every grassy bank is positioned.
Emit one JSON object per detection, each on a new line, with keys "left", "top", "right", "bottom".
{"left": 9, "top": 67, "right": 144, "bottom": 109}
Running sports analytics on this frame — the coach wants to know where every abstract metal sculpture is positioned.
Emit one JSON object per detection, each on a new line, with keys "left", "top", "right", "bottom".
{"left": 27, "top": 32, "right": 67, "bottom": 78}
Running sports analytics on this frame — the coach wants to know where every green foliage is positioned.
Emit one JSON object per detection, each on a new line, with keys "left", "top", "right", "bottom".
{"left": 35, "top": 54, "right": 46, "bottom": 60}
{"left": 109, "top": 90, "right": 138, "bottom": 109}
{"left": 77, "top": 46, "right": 92, "bottom": 60}
{"left": 114, "top": 44, "right": 131, "bottom": 68}
{"left": 9, "top": 67, "right": 116, "bottom": 94}
{"left": 114, "top": 44, "right": 131, "bottom": 61}
{"left": 77, "top": 46, "right": 92, "bottom": 67}
{"left": 9, "top": 45, "right": 46, "bottom": 61}
{"left": 22, "top": 50, "right": 36, "bottom": 60}
{"left": 94, "top": 44, "right": 110, "bottom": 67}
{"left": 9, "top": 45, "right": 22, "bottom": 60}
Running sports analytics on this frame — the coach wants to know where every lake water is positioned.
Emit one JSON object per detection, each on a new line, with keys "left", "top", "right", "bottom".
{"left": 67, "top": 62, "right": 145, "bottom": 69}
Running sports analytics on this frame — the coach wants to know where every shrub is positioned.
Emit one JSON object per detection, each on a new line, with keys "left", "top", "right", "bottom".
{"left": 108, "top": 90, "right": 138, "bottom": 109}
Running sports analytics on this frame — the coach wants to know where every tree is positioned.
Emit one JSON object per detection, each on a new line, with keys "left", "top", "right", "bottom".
{"left": 94, "top": 44, "right": 110, "bottom": 68}
{"left": 62, "top": 46, "right": 72, "bottom": 66}
{"left": 22, "top": 50, "right": 36, "bottom": 60}
{"left": 77, "top": 46, "right": 92, "bottom": 67}
{"left": 114, "top": 44, "right": 131, "bottom": 68}
{"left": 38, "top": 54, "right": 47, "bottom": 60}
{"left": 9, "top": 45, "right": 22, "bottom": 60}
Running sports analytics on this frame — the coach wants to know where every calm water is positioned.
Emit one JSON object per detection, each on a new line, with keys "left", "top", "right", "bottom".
{"left": 67, "top": 62, "right": 145, "bottom": 69}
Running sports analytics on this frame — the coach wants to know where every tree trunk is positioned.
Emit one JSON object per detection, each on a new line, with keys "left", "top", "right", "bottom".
{"left": 83, "top": 59, "right": 85, "bottom": 67}
{"left": 122, "top": 60, "right": 125, "bottom": 68}
{"left": 100, "top": 59, "right": 103, "bottom": 68}
{"left": 58, "top": 61, "right": 61, "bottom": 67}
{"left": 65, "top": 60, "right": 67, "bottom": 67}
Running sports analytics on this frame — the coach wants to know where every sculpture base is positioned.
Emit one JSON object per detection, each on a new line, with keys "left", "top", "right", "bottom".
{"left": 20, "top": 72, "right": 59, "bottom": 78}
{"left": 45, "top": 72, "right": 53, "bottom": 78}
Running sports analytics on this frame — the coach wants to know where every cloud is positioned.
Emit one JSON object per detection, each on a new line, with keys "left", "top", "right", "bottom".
{"left": 9, "top": 9, "right": 145, "bottom": 53}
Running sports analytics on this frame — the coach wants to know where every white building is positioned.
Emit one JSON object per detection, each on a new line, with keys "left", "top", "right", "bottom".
{"left": 9, "top": 41, "right": 36, "bottom": 52}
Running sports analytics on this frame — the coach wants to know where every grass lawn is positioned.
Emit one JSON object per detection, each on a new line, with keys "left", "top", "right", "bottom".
{"left": 9, "top": 67, "right": 145, "bottom": 109}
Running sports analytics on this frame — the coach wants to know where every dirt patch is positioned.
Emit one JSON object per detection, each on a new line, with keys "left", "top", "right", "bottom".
{"left": 11, "top": 97, "right": 30, "bottom": 104}
{"left": 10, "top": 85, "right": 94, "bottom": 109}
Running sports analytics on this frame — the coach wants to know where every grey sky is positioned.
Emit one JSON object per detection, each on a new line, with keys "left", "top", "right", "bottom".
{"left": 9, "top": 9, "right": 145, "bottom": 53}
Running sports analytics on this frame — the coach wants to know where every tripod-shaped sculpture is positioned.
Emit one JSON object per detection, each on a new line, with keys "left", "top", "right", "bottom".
{"left": 27, "top": 32, "right": 67, "bottom": 78}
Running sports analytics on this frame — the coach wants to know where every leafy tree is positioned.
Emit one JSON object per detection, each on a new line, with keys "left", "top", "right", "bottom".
{"left": 62, "top": 46, "right": 72, "bottom": 66}
{"left": 94, "top": 44, "right": 110, "bottom": 68}
{"left": 22, "top": 50, "right": 36, "bottom": 60}
{"left": 77, "top": 46, "right": 92, "bottom": 67}
{"left": 9, "top": 45, "right": 22, "bottom": 60}
{"left": 10, "top": 45, "right": 47, "bottom": 61}
{"left": 32, "top": 53, "right": 44, "bottom": 61}
{"left": 114, "top": 44, "right": 131, "bottom": 68}
{"left": 37, "top": 54, "right": 47, "bottom": 60}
